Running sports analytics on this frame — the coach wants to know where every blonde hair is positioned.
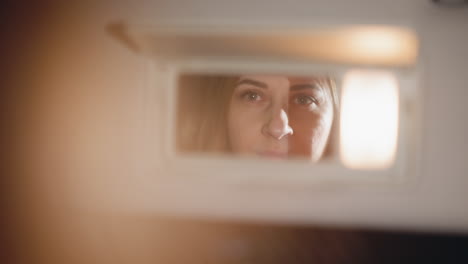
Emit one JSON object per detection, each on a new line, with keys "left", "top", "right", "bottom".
{"left": 176, "top": 74, "right": 238, "bottom": 153}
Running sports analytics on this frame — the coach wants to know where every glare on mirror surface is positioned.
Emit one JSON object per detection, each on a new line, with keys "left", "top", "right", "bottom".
{"left": 340, "top": 70, "right": 399, "bottom": 170}
{"left": 175, "top": 74, "right": 339, "bottom": 163}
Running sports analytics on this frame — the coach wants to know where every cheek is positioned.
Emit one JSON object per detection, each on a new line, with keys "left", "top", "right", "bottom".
{"left": 290, "top": 106, "right": 334, "bottom": 158}
{"left": 227, "top": 104, "right": 264, "bottom": 153}
{"left": 310, "top": 115, "right": 333, "bottom": 148}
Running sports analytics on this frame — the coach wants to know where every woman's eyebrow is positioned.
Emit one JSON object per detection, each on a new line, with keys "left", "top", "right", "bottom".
{"left": 236, "top": 78, "right": 268, "bottom": 89}
{"left": 290, "top": 83, "right": 322, "bottom": 92}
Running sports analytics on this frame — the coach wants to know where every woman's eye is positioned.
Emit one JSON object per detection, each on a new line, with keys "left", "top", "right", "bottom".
{"left": 242, "top": 91, "right": 262, "bottom": 102}
{"left": 294, "top": 95, "right": 317, "bottom": 106}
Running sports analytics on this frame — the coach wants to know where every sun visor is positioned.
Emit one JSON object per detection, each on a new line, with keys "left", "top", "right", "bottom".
{"left": 107, "top": 22, "right": 419, "bottom": 67}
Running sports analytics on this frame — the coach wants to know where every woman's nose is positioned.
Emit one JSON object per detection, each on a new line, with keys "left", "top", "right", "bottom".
{"left": 262, "top": 107, "right": 293, "bottom": 140}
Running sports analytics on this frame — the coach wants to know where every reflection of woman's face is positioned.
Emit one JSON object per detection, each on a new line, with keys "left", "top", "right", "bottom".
{"left": 227, "top": 75, "right": 334, "bottom": 161}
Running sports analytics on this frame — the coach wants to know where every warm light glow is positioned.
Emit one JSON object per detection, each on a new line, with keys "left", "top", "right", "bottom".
{"left": 340, "top": 70, "right": 399, "bottom": 170}
{"left": 337, "top": 26, "right": 418, "bottom": 66}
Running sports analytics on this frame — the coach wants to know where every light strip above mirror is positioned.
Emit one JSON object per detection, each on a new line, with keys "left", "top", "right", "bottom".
{"left": 108, "top": 23, "right": 419, "bottom": 67}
